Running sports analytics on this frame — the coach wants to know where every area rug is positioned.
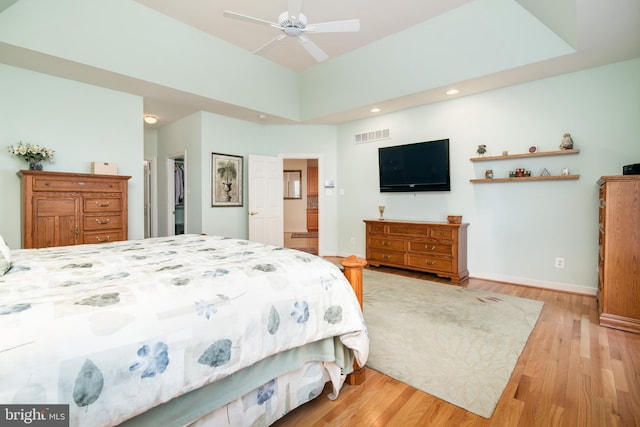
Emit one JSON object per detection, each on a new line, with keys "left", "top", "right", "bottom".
{"left": 362, "top": 269, "right": 543, "bottom": 418}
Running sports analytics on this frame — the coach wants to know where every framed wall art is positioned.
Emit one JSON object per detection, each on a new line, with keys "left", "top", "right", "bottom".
{"left": 211, "top": 152, "right": 243, "bottom": 207}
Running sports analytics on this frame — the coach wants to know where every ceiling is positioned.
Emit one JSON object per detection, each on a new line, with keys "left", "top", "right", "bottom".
{"left": 2, "top": 0, "right": 640, "bottom": 126}
{"left": 135, "top": 0, "right": 640, "bottom": 125}
{"left": 135, "top": 0, "right": 475, "bottom": 73}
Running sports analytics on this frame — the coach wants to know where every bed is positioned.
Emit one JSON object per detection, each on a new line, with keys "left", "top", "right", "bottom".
{"left": 0, "top": 234, "right": 368, "bottom": 426}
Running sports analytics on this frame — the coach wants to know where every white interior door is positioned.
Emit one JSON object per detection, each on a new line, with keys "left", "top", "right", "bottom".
{"left": 248, "top": 155, "right": 283, "bottom": 246}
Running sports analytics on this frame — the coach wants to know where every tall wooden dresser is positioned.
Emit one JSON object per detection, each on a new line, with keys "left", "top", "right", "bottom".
{"left": 364, "top": 219, "right": 469, "bottom": 283}
{"left": 18, "top": 170, "right": 131, "bottom": 249}
{"left": 597, "top": 175, "right": 640, "bottom": 333}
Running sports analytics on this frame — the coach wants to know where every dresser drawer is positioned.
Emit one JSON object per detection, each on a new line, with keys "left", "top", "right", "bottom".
{"left": 408, "top": 240, "right": 453, "bottom": 256}
{"left": 407, "top": 255, "right": 453, "bottom": 273}
{"left": 32, "top": 177, "right": 124, "bottom": 193}
{"left": 366, "top": 223, "right": 386, "bottom": 235}
{"left": 368, "top": 237, "right": 405, "bottom": 252}
{"left": 83, "top": 231, "right": 123, "bottom": 244}
{"left": 368, "top": 249, "right": 405, "bottom": 265}
{"left": 387, "top": 223, "right": 429, "bottom": 237}
{"left": 430, "top": 227, "right": 454, "bottom": 240}
{"left": 84, "top": 197, "right": 123, "bottom": 212}
{"left": 83, "top": 214, "right": 123, "bottom": 231}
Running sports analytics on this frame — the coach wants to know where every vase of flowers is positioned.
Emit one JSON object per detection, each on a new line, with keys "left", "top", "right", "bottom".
{"left": 7, "top": 141, "right": 55, "bottom": 170}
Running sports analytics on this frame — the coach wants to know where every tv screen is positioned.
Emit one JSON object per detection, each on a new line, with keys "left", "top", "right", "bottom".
{"left": 378, "top": 139, "right": 450, "bottom": 192}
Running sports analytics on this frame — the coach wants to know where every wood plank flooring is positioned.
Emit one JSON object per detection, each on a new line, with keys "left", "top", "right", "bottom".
{"left": 273, "top": 261, "right": 640, "bottom": 427}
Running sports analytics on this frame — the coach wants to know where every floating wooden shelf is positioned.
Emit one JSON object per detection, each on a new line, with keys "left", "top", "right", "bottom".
{"left": 470, "top": 149, "right": 580, "bottom": 162}
{"left": 470, "top": 174, "right": 580, "bottom": 183}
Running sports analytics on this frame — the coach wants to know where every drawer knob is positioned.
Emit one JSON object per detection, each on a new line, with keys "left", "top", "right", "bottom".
{"left": 383, "top": 255, "right": 391, "bottom": 260}
{"left": 383, "top": 241, "right": 391, "bottom": 246}
{"left": 425, "top": 260, "right": 436, "bottom": 266}
{"left": 95, "top": 218, "right": 111, "bottom": 224}
{"left": 425, "top": 245, "right": 436, "bottom": 250}
{"left": 96, "top": 235, "right": 111, "bottom": 242}
{"left": 96, "top": 201, "right": 111, "bottom": 207}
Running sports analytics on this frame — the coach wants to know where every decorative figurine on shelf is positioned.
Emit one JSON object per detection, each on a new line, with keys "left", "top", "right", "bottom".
{"left": 485, "top": 169, "right": 493, "bottom": 179}
{"left": 476, "top": 144, "right": 487, "bottom": 156}
{"left": 560, "top": 133, "right": 574, "bottom": 150}
{"left": 378, "top": 205, "right": 385, "bottom": 221}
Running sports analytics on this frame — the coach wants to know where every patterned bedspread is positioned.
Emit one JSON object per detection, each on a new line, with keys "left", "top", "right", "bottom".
{"left": 0, "top": 235, "right": 369, "bottom": 426}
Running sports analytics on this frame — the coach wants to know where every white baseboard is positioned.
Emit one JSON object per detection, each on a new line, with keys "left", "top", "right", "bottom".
{"left": 334, "top": 253, "right": 598, "bottom": 296}
{"left": 470, "top": 272, "right": 597, "bottom": 296}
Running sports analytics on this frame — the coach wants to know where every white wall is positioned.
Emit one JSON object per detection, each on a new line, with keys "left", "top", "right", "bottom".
{"left": 0, "top": 64, "right": 144, "bottom": 248}
{"left": 336, "top": 58, "right": 640, "bottom": 293}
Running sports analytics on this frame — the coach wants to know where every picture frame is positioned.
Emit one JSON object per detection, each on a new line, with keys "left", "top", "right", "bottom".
{"left": 528, "top": 145, "right": 538, "bottom": 153}
{"left": 211, "top": 152, "right": 243, "bottom": 207}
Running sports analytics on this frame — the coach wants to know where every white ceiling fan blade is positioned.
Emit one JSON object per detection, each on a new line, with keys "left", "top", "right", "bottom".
{"left": 254, "top": 35, "right": 287, "bottom": 56}
{"left": 298, "top": 35, "right": 329, "bottom": 62}
{"left": 223, "top": 10, "right": 279, "bottom": 28}
{"left": 288, "top": 0, "right": 302, "bottom": 22}
{"left": 306, "top": 19, "right": 360, "bottom": 33}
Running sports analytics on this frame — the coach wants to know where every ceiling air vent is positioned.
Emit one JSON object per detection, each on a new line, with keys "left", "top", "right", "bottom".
{"left": 354, "top": 128, "right": 390, "bottom": 144}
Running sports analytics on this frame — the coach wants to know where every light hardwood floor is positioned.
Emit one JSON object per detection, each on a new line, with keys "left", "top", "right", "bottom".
{"left": 273, "top": 261, "right": 640, "bottom": 427}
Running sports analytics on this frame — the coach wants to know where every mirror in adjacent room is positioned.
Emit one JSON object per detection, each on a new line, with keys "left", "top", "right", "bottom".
{"left": 283, "top": 170, "right": 302, "bottom": 199}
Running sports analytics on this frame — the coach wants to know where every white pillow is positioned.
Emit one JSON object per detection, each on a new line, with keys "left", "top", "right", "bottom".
{"left": 0, "top": 235, "right": 11, "bottom": 275}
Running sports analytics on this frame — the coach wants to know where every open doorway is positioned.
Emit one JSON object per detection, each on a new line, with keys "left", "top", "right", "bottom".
{"left": 283, "top": 158, "right": 318, "bottom": 255}
{"left": 167, "top": 153, "right": 186, "bottom": 236}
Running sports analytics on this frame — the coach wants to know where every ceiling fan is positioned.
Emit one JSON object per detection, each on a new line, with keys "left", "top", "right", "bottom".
{"left": 223, "top": 0, "right": 360, "bottom": 63}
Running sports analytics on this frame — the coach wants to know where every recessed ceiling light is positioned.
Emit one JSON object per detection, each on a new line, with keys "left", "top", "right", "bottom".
{"left": 370, "top": 108, "right": 381, "bottom": 113}
{"left": 258, "top": 114, "right": 267, "bottom": 119}
{"left": 446, "top": 89, "right": 459, "bottom": 95}
{"left": 143, "top": 115, "right": 158, "bottom": 124}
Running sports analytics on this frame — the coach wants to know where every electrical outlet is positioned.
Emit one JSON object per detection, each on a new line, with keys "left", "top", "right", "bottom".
{"left": 555, "top": 257, "right": 565, "bottom": 269}
{"left": 349, "top": 237, "right": 356, "bottom": 245}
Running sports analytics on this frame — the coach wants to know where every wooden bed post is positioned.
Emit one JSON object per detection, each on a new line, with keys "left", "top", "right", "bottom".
{"left": 341, "top": 255, "right": 367, "bottom": 385}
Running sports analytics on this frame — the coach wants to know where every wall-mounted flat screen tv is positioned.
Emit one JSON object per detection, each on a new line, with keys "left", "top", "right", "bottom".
{"left": 378, "top": 139, "right": 450, "bottom": 192}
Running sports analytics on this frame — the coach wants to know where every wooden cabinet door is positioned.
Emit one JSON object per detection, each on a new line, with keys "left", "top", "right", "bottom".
{"left": 307, "top": 167, "right": 318, "bottom": 196}
{"left": 32, "top": 196, "right": 80, "bottom": 248}
{"left": 307, "top": 209, "right": 318, "bottom": 231}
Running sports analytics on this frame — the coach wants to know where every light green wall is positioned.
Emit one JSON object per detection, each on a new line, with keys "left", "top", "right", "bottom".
{"left": 336, "top": 58, "right": 640, "bottom": 292}
{"left": 2, "top": 59, "right": 638, "bottom": 293}
{"left": 154, "top": 113, "right": 339, "bottom": 251}
{"left": 0, "top": 63, "right": 144, "bottom": 248}
{"left": 156, "top": 113, "right": 203, "bottom": 236}
{"left": 0, "top": 0, "right": 301, "bottom": 121}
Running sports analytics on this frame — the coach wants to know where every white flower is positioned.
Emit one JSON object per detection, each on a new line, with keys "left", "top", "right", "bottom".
{"left": 7, "top": 141, "right": 55, "bottom": 163}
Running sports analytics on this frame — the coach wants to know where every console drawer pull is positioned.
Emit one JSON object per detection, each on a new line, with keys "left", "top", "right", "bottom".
{"left": 95, "top": 218, "right": 111, "bottom": 224}
{"left": 383, "top": 241, "right": 391, "bottom": 246}
{"left": 96, "top": 201, "right": 111, "bottom": 207}
{"left": 96, "top": 235, "right": 111, "bottom": 242}
{"left": 425, "top": 260, "right": 436, "bottom": 266}
{"left": 425, "top": 245, "right": 436, "bottom": 250}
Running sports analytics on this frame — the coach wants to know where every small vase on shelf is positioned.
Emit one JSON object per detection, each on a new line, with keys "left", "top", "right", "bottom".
{"left": 378, "top": 205, "right": 385, "bottom": 220}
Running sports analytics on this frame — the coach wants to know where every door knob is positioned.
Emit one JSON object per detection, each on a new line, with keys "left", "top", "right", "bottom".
{"left": 249, "top": 211, "right": 259, "bottom": 216}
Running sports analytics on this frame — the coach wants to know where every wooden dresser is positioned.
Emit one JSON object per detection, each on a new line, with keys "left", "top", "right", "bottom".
{"left": 18, "top": 170, "right": 131, "bottom": 249}
{"left": 597, "top": 175, "right": 640, "bottom": 333}
{"left": 364, "top": 219, "right": 469, "bottom": 283}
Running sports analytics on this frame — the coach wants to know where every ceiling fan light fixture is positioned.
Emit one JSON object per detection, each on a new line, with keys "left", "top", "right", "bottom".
{"left": 144, "top": 115, "right": 158, "bottom": 124}
{"left": 278, "top": 11, "right": 307, "bottom": 29}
